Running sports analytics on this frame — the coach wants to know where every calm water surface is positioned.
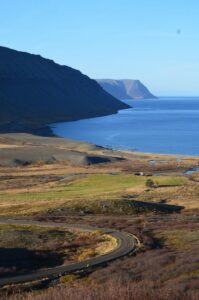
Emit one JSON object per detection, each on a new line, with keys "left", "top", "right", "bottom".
{"left": 51, "top": 97, "right": 199, "bottom": 156}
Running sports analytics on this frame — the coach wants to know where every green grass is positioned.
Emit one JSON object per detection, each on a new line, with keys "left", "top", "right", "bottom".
{"left": 0, "top": 174, "right": 187, "bottom": 201}
{"left": 155, "top": 176, "right": 187, "bottom": 186}
{"left": 0, "top": 174, "right": 187, "bottom": 215}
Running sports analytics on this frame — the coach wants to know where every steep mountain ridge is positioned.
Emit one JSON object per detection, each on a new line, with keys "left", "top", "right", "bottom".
{"left": 97, "top": 79, "right": 156, "bottom": 99}
{"left": 0, "top": 46, "right": 129, "bottom": 133}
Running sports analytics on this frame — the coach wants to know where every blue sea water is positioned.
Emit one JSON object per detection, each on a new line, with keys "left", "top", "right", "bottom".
{"left": 51, "top": 97, "right": 199, "bottom": 156}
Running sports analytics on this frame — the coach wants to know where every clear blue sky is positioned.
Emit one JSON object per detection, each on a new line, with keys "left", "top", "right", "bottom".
{"left": 1, "top": 0, "right": 199, "bottom": 96}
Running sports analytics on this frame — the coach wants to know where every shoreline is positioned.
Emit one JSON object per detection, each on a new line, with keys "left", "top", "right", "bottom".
{"left": 0, "top": 132, "right": 198, "bottom": 177}
{"left": 49, "top": 97, "right": 199, "bottom": 158}
{"left": 0, "top": 123, "right": 56, "bottom": 137}
{"left": 49, "top": 127, "right": 199, "bottom": 159}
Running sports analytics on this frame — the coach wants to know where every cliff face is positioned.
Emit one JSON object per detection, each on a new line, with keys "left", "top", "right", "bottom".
{"left": 0, "top": 46, "right": 129, "bottom": 131}
{"left": 97, "top": 79, "right": 156, "bottom": 99}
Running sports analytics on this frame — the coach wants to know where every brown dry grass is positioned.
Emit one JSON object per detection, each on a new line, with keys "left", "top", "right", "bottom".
{"left": 0, "top": 224, "right": 116, "bottom": 281}
{"left": 4, "top": 212, "right": 199, "bottom": 299}
{"left": 0, "top": 134, "right": 199, "bottom": 298}
{"left": 6, "top": 278, "right": 199, "bottom": 300}
{"left": 0, "top": 144, "right": 24, "bottom": 149}
{"left": 137, "top": 183, "right": 199, "bottom": 209}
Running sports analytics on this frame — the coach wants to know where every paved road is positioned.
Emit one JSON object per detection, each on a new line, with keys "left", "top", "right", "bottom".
{"left": 0, "top": 219, "right": 137, "bottom": 287}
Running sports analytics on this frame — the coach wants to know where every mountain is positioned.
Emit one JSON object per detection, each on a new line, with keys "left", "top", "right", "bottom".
{"left": 0, "top": 46, "right": 129, "bottom": 134}
{"left": 96, "top": 79, "right": 156, "bottom": 99}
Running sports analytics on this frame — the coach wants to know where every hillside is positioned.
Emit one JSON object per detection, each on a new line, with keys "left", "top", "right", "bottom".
{"left": 97, "top": 79, "right": 156, "bottom": 99}
{"left": 0, "top": 46, "right": 129, "bottom": 134}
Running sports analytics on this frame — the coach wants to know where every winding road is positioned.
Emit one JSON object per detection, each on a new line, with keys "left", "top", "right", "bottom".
{"left": 0, "top": 219, "right": 138, "bottom": 287}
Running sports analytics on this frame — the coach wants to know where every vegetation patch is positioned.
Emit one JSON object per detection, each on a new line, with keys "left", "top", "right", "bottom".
{"left": 155, "top": 229, "right": 199, "bottom": 249}
{"left": 0, "top": 174, "right": 188, "bottom": 215}
{"left": 0, "top": 225, "right": 115, "bottom": 278}
{"left": 59, "top": 274, "right": 79, "bottom": 285}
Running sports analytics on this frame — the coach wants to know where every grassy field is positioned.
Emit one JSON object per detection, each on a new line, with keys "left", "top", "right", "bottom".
{"left": 0, "top": 134, "right": 199, "bottom": 299}
{"left": 0, "top": 174, "right": 188, "bottom": 215}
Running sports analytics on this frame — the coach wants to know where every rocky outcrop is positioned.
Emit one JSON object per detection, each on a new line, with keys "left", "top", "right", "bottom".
{"left": 97, "top": 79, "right": 156, "bottom": 99}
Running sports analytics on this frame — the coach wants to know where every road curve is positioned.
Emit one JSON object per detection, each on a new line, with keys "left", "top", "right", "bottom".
{"left": 0, "top": 220, "right": 137, "bottom": 287}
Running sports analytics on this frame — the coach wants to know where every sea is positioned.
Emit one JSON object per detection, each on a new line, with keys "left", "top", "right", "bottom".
{"left": 51, "top": 97, "right": 199, "bottom": 156}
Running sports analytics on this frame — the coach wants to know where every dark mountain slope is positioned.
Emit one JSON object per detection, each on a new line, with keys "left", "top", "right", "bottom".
{"left": 0, "top": 46, "right": 129, "bottom": 133}
{"left": 97, "top": 79, "right": 156, "bottom": 99}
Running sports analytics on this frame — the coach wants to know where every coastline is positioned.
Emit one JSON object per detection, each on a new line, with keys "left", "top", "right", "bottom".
{"left": 0, "top": 106, "right": 130, "bottom": 139}
{"left": 50, "top": 97, "right": 199, "bottom": 157}
{"left": 0, "top": 123, "right": 56, "bottom": 137}
{"left": 0, "top": 132, "right": 198, "bottom": 177}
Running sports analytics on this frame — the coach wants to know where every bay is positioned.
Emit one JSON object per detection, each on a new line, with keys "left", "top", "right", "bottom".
{"left": 51, "top": 97, "right": 199, "bottom": 156}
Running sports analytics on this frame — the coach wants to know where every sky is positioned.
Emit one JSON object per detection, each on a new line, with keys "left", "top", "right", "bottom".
{"left": 0, "top": 0, "right": 199, "bottom": 96}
